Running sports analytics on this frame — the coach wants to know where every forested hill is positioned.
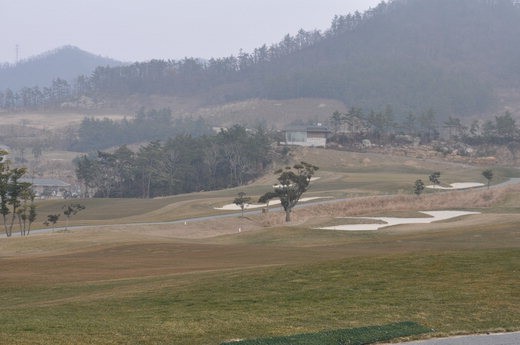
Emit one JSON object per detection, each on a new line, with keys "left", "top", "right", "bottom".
{"left": 2, "top": 0, "right": 520, "bottom": 119}
{"left": 0, "top": 45, "right": 123, "bottom": 91}
{"left": 263, "top": 0, "right": 520, "bottom": 117}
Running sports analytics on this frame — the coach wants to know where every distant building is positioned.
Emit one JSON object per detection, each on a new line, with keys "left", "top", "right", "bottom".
{"left": 20, "top": 178, "right": 72, "bottom": 199}
{"left": 284, "top": 124, "right": 330, "bottom": 147}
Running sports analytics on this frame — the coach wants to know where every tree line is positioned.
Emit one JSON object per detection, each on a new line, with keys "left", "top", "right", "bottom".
{"left": 329, "top": 106, "right": 520, "bottom": 147}
{"left": 2, "top": 1, "right": 518, "bottom": 118}
{"left": 0, "top": 23, "right": 331, "bottom": 111}
{"left": 71, "top": 108, "right": 212, "bottom": 152}
{"left": 0, "top": 2, "right": 390, "bottom": 107}
{"left": 75, "top": 125, "right": 273, "bottom": 198}
{"left": 328, "top": 106, "right": 440, "bottom": 145}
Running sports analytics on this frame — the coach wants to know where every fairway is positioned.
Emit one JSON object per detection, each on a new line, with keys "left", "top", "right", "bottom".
{"left": 0, "top": 149, "right": 519, "bottom": 345}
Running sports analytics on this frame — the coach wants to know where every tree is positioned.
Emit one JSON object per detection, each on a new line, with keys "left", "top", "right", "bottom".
{"left": 7, "top": 168, "right": 28, "bottom": 235}
{"left": 0, "top": 149, "right": 31, "bottom": 237}
{"left": 0, "top": 155, "right": 11, "bottom": 236}
{"left": 44, "top": 214, "right": 60, "bottom": 232}
{"left": 429, "top": 171, "right": 441, "bottom": 189}
{"left": 413, "top": 179, "right": 425, "bottom": 196}
{"left": 330, "top": 110, "right": 344, "bottom": 135}
{"left": 75, "top": 154, "right": 99, "bottom": 198}
{"left": 16, "top": 184, "right": 36, "bottom": 236}
{"left": 482, "top": 169, "right": 493, "bottom": 189}
{"left": 136, "top": 141, "right": 163, "bottom": 198}
{"left": 443, "top": 116, "right": 465, "bottom": 139}
{"left": 261, "top": 162, "right": 318, "bottom": 222}
{"left": 419, "top": 109, "right": 438, "bottom": 142}
{"left": 62, "top": 203, "right": 86, "bottom": 230}
{"left": 258, "top": 191, "right": 278, "bottom": 213}
{"left": 233, "top": 192, "right": 251, "bottom": 218}
{"left": 495, "top": 111, "right": 516, "bottom": 139}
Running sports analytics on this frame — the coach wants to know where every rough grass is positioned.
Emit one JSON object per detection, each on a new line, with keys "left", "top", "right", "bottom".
{"left": 260, "top": 184, "right": 515, "bottom": 227}
{"left": 320, "top": 187, "right": 507, "bottom": 215}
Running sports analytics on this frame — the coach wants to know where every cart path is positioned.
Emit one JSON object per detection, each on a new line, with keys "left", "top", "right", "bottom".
{"left": 387, "top": 331, "right": 520, "bottom": 345}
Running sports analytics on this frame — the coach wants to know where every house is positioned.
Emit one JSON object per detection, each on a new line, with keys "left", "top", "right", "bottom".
{"left": 284, "top": 124, "right": 330, "bottom": 147}
{"left": 19, "top": 178, "right": 72, "bottom": 199}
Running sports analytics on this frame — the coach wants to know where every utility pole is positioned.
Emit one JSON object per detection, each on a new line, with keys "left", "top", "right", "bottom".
{"left": 15, "top": 44, "right": 19, "bottom": 64}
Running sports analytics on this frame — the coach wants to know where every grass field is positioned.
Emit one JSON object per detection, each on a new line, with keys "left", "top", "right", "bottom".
{"left": 0, "top": 148, "right": 519, "bottom": 345}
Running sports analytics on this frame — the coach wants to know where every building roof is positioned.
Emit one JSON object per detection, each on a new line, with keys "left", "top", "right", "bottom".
{"left": 285, "top": 125, "right": 330, "bottom": 133}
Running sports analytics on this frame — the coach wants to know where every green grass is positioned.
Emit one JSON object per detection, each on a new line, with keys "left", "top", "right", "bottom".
{"left": 0, "top": 249, "right": 518, "bottom": 344}
{"left": 221, "top": 322, "right": 431, "bottom": 345}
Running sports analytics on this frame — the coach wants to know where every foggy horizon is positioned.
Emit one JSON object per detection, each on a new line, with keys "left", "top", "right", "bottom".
{"left": 0, "top": 0, "right": 381, "bottom": 64}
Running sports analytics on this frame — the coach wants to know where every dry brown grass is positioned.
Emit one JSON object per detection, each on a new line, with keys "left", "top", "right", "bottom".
{"left": 0, "top": 112, "right": 127, "bottom": 130}
{"left": 317, "top": 186, "right": 508, "bottom": 216}
{"left": 31, "top": 182, "right": 515, "bottom": 239}
{"left": 256, "top": 185, "right": 514, "bottom": 227}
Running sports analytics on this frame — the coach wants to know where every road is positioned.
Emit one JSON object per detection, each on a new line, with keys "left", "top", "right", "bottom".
{"left": 388, "top": 331, "right": 520, "bottom": 345}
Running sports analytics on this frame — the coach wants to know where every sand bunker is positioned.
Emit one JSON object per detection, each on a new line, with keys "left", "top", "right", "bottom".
{"left": 426, "top": 182, "right": 484, "bottom": 190}
{"left": 318, "top": 210, "right": 480, "bottom": 231}
{"left": 214, "top": 196, "right": 331, "bottom": 210}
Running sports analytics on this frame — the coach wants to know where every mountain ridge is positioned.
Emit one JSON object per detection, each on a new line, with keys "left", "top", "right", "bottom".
{"left": 0, "top": 45, "right": 124, "bottom": 91}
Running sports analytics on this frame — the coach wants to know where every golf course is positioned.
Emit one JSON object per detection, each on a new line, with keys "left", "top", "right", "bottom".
{"left": 0, "top": 148, "right": 519, "bottom": 345}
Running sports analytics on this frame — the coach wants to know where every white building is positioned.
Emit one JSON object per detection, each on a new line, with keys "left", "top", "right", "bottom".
{"left": 284, "top": 125, "right": 330, "bottom": 147}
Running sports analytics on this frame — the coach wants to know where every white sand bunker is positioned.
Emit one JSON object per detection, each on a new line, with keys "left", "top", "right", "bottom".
{"left": 214, "top": 196, "right": 331, "bottom": 210}
{"left": 318, "top": 210, "right": 480, "bottom": 231}
{"left": 427, "top": 182, "right": 484, "bottom": 190}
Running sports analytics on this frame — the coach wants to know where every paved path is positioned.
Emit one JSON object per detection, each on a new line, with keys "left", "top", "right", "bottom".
{"left": 387, "top": 332, "right": 520, "bottom": 345}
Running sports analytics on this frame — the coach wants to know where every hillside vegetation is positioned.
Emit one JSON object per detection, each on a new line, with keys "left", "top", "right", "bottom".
{"left": 2, "top": 0, "right": 520, "bottom": 120}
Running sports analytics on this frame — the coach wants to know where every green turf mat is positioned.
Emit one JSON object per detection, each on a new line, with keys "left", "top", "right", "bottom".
{"left": 221, "top": 321, "right": 431, "bottom": 345}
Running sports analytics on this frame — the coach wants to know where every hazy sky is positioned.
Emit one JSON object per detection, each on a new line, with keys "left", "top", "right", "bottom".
{"left": 1, "top": 0, "right": 381, "bottom": 64}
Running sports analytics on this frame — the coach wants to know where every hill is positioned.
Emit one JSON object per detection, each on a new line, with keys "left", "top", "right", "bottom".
{"left": 61, "top": 0, "right": 520, "bottom": 119}
{"left": 0, "top": 45, "right": 124, "bottom": 91}
{"left": 256, "top": 0, "right": 520, "bottom": 117}
{"left": 2, "top": 0, "right": 520, "bottom": 122}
